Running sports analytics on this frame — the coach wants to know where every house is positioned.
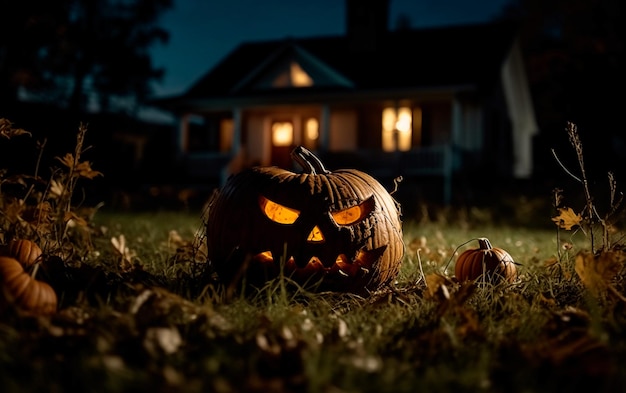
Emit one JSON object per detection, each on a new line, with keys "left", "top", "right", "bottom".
{"left": 155, "top": 0, "right": 538, "bottom": 204}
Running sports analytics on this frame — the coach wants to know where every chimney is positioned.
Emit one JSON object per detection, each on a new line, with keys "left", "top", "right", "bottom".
{"left": 345, "top": 0, "right": 390, "bottom": 52}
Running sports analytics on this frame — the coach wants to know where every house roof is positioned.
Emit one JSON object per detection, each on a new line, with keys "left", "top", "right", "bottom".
{"left": 157, "top": 21, "right": 520, "bottom": 110}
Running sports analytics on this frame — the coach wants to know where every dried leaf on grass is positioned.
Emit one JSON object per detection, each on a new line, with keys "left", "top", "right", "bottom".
{"left": 130, "top": 286, "right": 218, "bottom": 328}
{"left": 143, "top": 326, "right": 182, "bottom": 356}
{"left": 166, "top": 229, "right": 209, "bottom": 264}
{"left": 575, "top": 249, "right": 626, "bottom": 296}
{"left": 424, "top": 273, "right": 452, "bottom": 300}
{"left": 111, "top": 234, "right": 136, "bottom": 271}
{"left": 424, "top": 273, "right": 476, "bottom": 302}
{"left": 422, "top": 273, "right": 482, "bottom": 342}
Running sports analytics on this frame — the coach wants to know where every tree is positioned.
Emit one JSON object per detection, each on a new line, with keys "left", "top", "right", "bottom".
{"left": 0, "top": 0, "right": 172, "bottom": 114}
{"left": 497, "top": 0, "right": 625, "bottom": 178}
{"left": 0, "top": 1, "right": 62, "bottom": 108}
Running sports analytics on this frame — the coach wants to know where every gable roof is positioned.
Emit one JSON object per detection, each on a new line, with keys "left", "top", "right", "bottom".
{"left": 157, "top": 21, "right": 519, "bottom": 110}
{"left": 230, "top": 43, "right": 355, "bottom": 92}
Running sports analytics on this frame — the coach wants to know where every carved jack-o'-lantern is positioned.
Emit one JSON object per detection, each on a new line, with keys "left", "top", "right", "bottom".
{"left": 206, "top": 146, "right": 404, "bottom": 294}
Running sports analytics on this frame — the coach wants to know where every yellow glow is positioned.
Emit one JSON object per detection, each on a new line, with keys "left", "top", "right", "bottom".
{"left": 332, "top": 205, "right": 364, "bottom": 225}
{"left": 307, "top": 225, "right": 325, "bottom": 242}
{"left": 290, "top": 62, "right": 313, "bottom": 87}
{"left": 272, "top": 122, "right": 293, "bottom": 146}
{"left": 306, "top": 118, "right": 319, "bottom": 140}
{"left": 396, "top": 107, "right": 412, "bottom": 151}
{"left": 259, "top": 195, "right": 300, "bottom": 224}
{"left": 382, "top": 107, "right": 396, "bottom": 132}
{"left": 257, "top": 251, "right": 274, "bottom": 263}
{"left": 396, "top": 107, "right": 412, "bottom": 132}
{"left": 382, "top": 107, "right": 396, "bottom": 152}
{"left": 381, "top": 106, "right": 412, "bottom": 152}
{"left": 332, "top": 198, "right": 373, "bottom": 225}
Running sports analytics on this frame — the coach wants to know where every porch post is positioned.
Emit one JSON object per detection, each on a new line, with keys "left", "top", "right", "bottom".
{"left": 442, "top": 144, "right": 452, "bottom": 206}
{"left": 442, "top": 98, "right": 463, "bottom": 205}
{"left": 176, "top": 115, "right": 189, "bottom": 159}
{"left": 220, "top": 107, "right": 244, "bottom": 186}
{"left": 232, "top": 107, "right": 242, "bottom": 155}
{"left": 451, "top": 98, "right": 462, "bottom": 147}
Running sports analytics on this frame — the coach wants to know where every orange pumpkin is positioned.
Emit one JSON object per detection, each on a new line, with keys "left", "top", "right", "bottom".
{"left": 454, "top": 238, "right": 517, "bottom": 283}
{"left": 0, "top": 256, "right": 57, "bottom": 315}
{"left": 7, "top": 239, "right": 43, "bottom": 267}
{"left": 206, "top": 146, "right": 404, "bottom": 294}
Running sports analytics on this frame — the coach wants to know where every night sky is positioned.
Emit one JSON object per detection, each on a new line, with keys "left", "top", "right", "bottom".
{"left": 149, "top": 0, "right": 512, "bottom": 98}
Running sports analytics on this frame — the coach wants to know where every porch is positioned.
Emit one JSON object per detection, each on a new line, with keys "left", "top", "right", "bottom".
{"left": 181, "top": 144, "right": 460, "bottom": 205}
{"left": 318, "top": 145, "right": 458, "bottom": 205}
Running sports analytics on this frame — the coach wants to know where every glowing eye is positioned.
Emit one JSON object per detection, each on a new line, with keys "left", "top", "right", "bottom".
{"left": 259, "top": 195, "right": 300, "bottom": 224}
{"left": 331, "top": 197, "right": 374, "bottom": 225}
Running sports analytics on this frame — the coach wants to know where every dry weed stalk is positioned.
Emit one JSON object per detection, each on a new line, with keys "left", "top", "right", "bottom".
{"left": 0, "top": 119, "right": 102, "bottom": 259}
{"left": 552, "top": 121, "right": 624, "bottom": 253}
{"left": 552, "top": 121, "right": 626, "bottom": 301}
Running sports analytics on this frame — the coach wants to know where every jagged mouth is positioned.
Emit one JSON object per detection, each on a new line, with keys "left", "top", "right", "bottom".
{"left": 251, "top": 245, "right": 387, "bottom": 278}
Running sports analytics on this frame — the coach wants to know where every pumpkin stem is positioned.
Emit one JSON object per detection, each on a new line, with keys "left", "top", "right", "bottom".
{"left": 30, "top": 262, "right": 40, "bottom": 279}
{"left": 477, "top": 237, "right": 493, "bottom": 250}
{"left": 291, "top": 146, "right": 330, "bottom": 175}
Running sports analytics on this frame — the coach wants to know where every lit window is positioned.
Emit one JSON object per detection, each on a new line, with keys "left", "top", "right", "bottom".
{"left": 219, "top": 119, "right": 234, "bottom": 152}
{"left": 305, "top": 118, "right": 319, "bottom": 141}
{"left": 396, "top": 107, "right": 412, "bottom": 151}
{"left": 382, "top": 106, "right": 412, "bottom": 152}
{"left": 291, "top": 62, "right": 313, "bottom": 87}
{"left": 272, "top": 122, "right": 293, "bottom": 146}
{"left": 272, "top": 62, "right": 313, "bottom": 88}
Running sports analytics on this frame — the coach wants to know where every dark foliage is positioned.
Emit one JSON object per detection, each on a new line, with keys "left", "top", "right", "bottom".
{"left": 0, "top": 0, "right": 172, "bottom": 113}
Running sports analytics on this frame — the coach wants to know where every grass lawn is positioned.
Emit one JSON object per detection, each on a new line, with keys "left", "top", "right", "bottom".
{"left": 2, "top": 207, "right": 626, "bottom": 393}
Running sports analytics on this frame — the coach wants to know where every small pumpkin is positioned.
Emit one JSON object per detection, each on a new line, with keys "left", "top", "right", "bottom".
{"left": 454, "top": 237, "right": 517, "bottom": 283}
{"left": 7, "top": 239, "right": 43, "bottom": 267}
{"left": 0, "top": 242, "right": 57, "bottom": 315}
{"left": 206, "top": 146, "right": 404, "bottom": 294}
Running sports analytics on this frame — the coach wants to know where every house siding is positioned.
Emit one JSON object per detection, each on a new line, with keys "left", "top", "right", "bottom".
{"left": 246, "top": 115, "right": 267, "bottom": 165}
{"left": 329, "top": 110, "right": 358, "bottom": 151}
{"left": 358, "top": 103, "right": 383, "bottom": 150}
{"left": 422, "top": 102, "right": 452, "bottom": 146}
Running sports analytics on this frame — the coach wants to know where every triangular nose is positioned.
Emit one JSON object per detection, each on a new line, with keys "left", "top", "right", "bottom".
{"left": 307, "top": 225, "right": 325, "bottom": 243}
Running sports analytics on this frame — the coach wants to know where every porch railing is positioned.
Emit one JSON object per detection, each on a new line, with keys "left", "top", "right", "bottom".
{"left": 183, "top": 145, "right": 457, "bottom": 204}
{"left": 399, "top": 145, "right": 454, "bottom": 205}
{"left": 320, "top": 144, "right": 456, "bottom": 205}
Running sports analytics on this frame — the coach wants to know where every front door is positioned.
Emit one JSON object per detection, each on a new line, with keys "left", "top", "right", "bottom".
{"left": 271, "top": 120, "right": 294, "bottom": 169}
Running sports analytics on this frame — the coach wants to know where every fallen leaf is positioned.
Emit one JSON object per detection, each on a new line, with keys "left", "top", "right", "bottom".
{"left": 143, "top": 326, "right": 182, "bottom": 356}
{"left": 575, "top": 250, "right": 625, "bottom": 296}
{"left": 111, "top": 234, "right": 136, "bottom": 271}
{"left": 424, "top": 273, "right": 450, "bottom": 300}
{"left": 551, "top": 207, "right": 582, "bottom": 230}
